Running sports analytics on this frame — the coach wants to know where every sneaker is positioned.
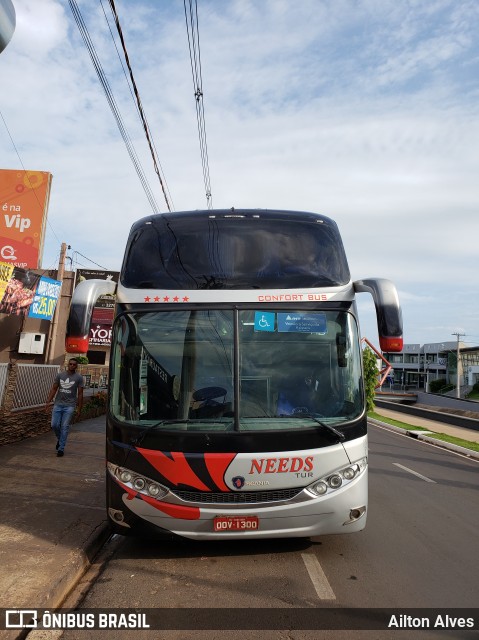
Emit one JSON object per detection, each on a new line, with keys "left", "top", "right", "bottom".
{"left": 57, "top": 450, "right": 64, "bottom": 457}
{"left": 56, "top": 440, "right": 59, "bottom": 450}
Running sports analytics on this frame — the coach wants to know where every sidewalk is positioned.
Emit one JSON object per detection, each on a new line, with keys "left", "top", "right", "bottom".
{"left": 0, "top": 415, "right": 110, "bottom": 638}
{"left": 372, "top": 407, "right": 479, "bottom": 460}
{"left": 374, "top": 406, "right": 479, "bottom": 443}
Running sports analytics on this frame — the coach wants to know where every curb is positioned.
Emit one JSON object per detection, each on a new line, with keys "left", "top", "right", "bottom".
{"left": 368, "top": 418, "right": 479, "bottom": 461}
{"left": 8, "top": 522, "right": 112, "bottom": 640}
{"left": 47, "top": 520, "right": 112, "bottom": 609}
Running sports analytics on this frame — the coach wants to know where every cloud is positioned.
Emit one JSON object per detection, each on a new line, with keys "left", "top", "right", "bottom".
{"left": 0, "top": 0, "right": 478, "bottom": 346}
{"left": 12, "top": 0, "right": 68, "bottom": 55}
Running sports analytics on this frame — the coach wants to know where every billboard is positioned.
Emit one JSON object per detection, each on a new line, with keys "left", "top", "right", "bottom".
{"left": 89, "top": 324, "right": 113, "bottom": 346}
{"left": 0, "top": 261, "right": 61, "bottom": 320}
{"left": 0, "top": 169, "right": 53, "bottom": 269}
{"left": 28, "top": 276, "right": 62, "bottom": 321}
{"left": 75, "top": 269, "right": 118, "bottom": 309}
{"left": 0, "top": 260, "right": 14, "bottom": 300}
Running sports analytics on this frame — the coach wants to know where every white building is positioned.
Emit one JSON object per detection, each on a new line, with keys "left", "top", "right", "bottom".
{"left": 462, "top": 347, "right": 479, "bottom": 387}
{"left": 382, "top": 341, "right": 467, "bottom": 391}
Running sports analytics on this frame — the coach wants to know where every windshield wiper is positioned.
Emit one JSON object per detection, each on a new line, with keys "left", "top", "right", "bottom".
{"left": 130, "top": 420, "right": 191, "bottom": 450}
{"left": 306, "top": 414, "right": 346, "bottom": 441}
{"left": 148, "top": 419, "right": 189, "bottom": 430}
{"left": 145, "top": 418, "right": 228, "bottom": 431}
{"left": 280, "top": 413, "right": 345, "bottom": 442}
{"left": 130, "top": 418, "right": 229, "bottom": 450}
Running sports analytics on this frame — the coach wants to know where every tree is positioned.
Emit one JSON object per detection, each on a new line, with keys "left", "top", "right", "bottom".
{"left": 362, "top": 346, "right": 378, "bottom": 413}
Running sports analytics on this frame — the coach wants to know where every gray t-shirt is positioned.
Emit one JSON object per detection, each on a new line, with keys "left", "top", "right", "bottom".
{"left": 54, "top": 371, "right": 84, "bottom": 407}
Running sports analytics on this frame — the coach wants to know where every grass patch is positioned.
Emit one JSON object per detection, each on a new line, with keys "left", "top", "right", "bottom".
{"left": 423, "top": 433, "right": 479, "bottom": 453}
{"left": 368, "top": 411, "right": 479, "bottom": 453}
{"left": 369, "top": 411, "right": 428, "bottom": 431}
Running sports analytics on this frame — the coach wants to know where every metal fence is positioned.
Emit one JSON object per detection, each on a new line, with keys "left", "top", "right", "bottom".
{"left": 0, "top": 363, "right": 8, "bottom": 407}
{"left": 1, "top": 364, "right": 107, "bottom": 412}
{"left": 12, "top": 364, "right": 60, "bottom": 411}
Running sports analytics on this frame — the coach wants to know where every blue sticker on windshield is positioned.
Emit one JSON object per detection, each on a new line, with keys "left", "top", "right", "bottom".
{"left": 278, "top": 313, "right": 327, "bottom": 334}
{"left": 254, "top": 312, "right": 275, "bottom": 332}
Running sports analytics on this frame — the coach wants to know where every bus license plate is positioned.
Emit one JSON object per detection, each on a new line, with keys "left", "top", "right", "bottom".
{"left": 213, "top": 516, "right": 259, "bottom": 532}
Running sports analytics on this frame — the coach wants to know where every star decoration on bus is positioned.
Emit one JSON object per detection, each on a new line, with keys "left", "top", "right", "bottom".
{"left": 142, "top": 295, "right": 190, "bottom": 303}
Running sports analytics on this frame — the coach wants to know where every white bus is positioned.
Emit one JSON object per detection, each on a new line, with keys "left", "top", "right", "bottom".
{"left": 66, "top": 209, "right": 402, "bottom": 540}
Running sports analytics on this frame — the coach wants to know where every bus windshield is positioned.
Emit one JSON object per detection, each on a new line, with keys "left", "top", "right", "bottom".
{"left": 110, "top": 308, "right": 363, "bottom": 431}
{"left": 121, "top": 212, "right": 350, "bottom": 289}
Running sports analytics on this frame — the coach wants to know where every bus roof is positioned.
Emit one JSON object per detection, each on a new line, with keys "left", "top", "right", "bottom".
{"left": 121, "top": 209, "right": 350, "bottom": 291}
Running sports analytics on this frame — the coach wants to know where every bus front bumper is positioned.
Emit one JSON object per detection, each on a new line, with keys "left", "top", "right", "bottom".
{"left": 108, "top": 471, "right": 368, "bottom": 540}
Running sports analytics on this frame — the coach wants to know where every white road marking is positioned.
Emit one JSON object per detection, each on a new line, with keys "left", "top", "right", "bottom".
{"left": 393, "top": 463, "right": 436, "bottom": 483}
{"left": 301, "top": 553, "right": 336, "bottom": 600}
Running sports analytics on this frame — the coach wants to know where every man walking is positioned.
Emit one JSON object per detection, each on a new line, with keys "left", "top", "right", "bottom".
{"left": 46, "top": 358, "right": 84, "bottom": 457}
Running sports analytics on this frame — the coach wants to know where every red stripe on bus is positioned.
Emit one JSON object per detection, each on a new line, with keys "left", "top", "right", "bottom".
{"left": 204, "top": 453, "right": 237, "bottom": 491}
{"left": 136, "top": 447, "right": 211, "bottom": 491}
{"left": 118, "top": 480, "right": 201, "bottom": 520}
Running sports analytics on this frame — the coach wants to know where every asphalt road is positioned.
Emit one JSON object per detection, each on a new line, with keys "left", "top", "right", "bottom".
{"left": 59, "top": 424, "right": 478, "bottom": 640}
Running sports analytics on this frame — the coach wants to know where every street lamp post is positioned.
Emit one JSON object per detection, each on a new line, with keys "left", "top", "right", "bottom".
{"left": 452, "top": 332, "right": 465, "bottom": 399}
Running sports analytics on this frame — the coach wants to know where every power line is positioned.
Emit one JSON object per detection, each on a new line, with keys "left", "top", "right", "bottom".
{"left": 104, "top": 0, "right": 174, "bottom": 212}
{"left": 72, "top": 250, "right": 108, "bottom": 271}
{"left": 69, "top": 0, "right": 161, "bottom": 214}
{"left": 183, "top": 0, "right": 213, "bottom": 209}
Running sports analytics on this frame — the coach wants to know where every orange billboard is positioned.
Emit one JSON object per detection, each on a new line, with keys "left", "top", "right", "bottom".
{"left": 0, "top": 169, "right": 53, "bottom": 269}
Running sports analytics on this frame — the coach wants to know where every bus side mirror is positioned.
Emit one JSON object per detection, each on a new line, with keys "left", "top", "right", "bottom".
{"left": 353, "top": 278, "right": 403, "bottom": 352}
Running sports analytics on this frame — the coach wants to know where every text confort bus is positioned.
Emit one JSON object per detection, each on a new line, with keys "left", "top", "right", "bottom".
{"left": 66, "top": 209, "right": 402, "bottom": 540}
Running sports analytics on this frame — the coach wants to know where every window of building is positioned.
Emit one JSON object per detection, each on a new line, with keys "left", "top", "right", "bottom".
{"left": 87, "top": 350, "right": 107, "bottom": 365}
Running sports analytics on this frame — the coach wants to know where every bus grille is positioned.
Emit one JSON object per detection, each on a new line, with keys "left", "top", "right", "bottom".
{"left": 171, "top": 487, "right": 304, "bottom": 504}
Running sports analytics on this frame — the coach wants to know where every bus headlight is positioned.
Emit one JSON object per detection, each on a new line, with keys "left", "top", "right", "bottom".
{"left": 307, "top": 457, "right": 367, "bottom": 498}
{"left": 119, "top": 470, "right": 132, "bottom": 483}
{"left": 133, "top": 477, "right": 146, "bottom": 491}
{"left": 107, "top": 462, "right": 169, "bottom": 501}
{"left": 342, "top": 467, "right": 356, "bottom": 481}
{"left": 328, "top": 474, "right": 343, "bottom": 489}
{"left": 310, "top": 481, "right": 328, "bottom": 495}
{"left": 148, "top": 483, "right": 161, "bottom": 497}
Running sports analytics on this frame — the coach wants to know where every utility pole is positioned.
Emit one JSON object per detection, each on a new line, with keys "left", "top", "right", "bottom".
{"left": 46, "top": 242, "right": 68, "bottom": 363}
{"left": 452, "top": 332, "right": 465, "bottom": 398}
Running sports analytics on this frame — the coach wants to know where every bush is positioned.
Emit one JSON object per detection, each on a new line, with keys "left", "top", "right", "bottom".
{"left": 81, "top": 392, "right": 107, "bottom": 414}
{"left": 76, "top": 355, "right": 89, "bottom": 364}
{"left": 429, "top": 378, "right": 447, "bottom": 393}
{"left": 362, "top": 347, "right": 378, "bottom": 413}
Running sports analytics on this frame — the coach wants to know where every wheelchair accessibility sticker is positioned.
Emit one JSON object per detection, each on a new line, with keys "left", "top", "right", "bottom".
{"left": 254, "top": 311, "right": 275, "bottom": 332}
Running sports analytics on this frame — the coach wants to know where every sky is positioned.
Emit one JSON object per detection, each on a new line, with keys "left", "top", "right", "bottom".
{"left": 1, "top": 0, "right": 478, "bottom": 349}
